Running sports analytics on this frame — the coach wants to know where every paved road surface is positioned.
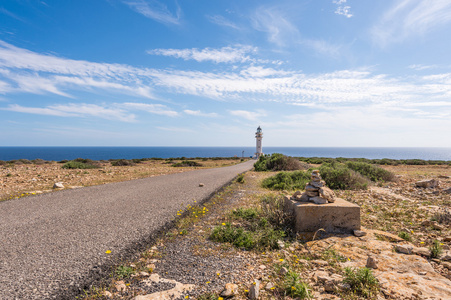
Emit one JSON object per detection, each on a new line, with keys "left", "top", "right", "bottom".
{"left": 0, "top": 160, "right": 254, "bottom": 299}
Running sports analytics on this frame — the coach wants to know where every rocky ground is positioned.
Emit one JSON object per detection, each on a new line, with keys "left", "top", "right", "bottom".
{"left": 0, "top": 158, "right": 243, "bottom": 202}
{"left": 76, "top": 164, "right": 450, "bottom": 300}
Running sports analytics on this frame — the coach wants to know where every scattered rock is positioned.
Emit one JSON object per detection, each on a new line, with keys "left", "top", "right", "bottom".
{"left": 291, "top": 171, "right": 335, "bottom": 204}
{"left": 319, "top": 187, "right": 336, "bottom": 203}
{"left": 199, "top": 183, "right": 204, "bottom": 187}
{"left": 412, "top": 247, "right": 431, "bottom": 257}
{"left": 366, "top": 255, "right": 378, "bottom": 269}
{"left": 324, "top": 279, "right": 336, "bottom": 292}
{"left": 102, "top": 291, "right": 113, "bottom": 298}
{"left": 444, "top": 236, "right": 451, "bottom": 242}
{"left": 311, "top": 259, "right": 329, "bottom": 266}
{"left": 431, "top": 222, "right": 445, "bottom": 231}
{"left": 265, "top": 282, "right": 274, "bottom": 290}
{"left": 259, "top": 265, "right": 266, "bottom": 270}
{"left": 279, "top": 267, "right": 288, "bottom": 276}
{"left": 438, "top": 175, "right": 450, "bottom": 179}
{"left": 415, "top": 179, "right": 440, "bottom": 188}
{"left": 249, "top": 280, "right": 260, "bottom": 300}
{"left": 396, "top": 244, "right": 413, "bottom": 254}
{"left": 443, "top": 187, "right": 451, "bottom": 194}
{"left": 53, "top": 182, "right": 64, "bottom": 189}
{"left": 115, "top": 280, "right": 127, "bottom": 292}
{"left": 220, "top": 283, "right": 238, "bottom": 297}
{"left": 277, "top": 240, "right": 285, "bottom": 249}
{"left": 133, "top": 274, "right": 195, "bottom": 300}
{"left": 440, "top": 252, "right": 451, "bottom": 261}
{"left": 353, "top": 230, "right": 367, "bottom": 237}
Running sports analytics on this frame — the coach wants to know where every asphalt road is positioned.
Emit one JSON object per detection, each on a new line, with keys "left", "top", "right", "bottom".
{"left": 0, "top": 160, "right": 254, "bottom": 299}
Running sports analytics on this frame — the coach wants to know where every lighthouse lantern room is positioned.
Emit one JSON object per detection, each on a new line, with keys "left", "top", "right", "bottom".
{"left": 255, "top": 126, "right": 263, "bottom": 158}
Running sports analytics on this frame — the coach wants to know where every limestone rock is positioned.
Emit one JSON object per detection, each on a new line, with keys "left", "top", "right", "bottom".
{"left": 299, "top": 192, "right": 309, "bottom": 202}
{"left": 415, "top": 179, "right": 440, "bottom": 188}
{"left": 292, "top": 191, "right": 302, "bottom": 197}
{"left": 249, "top": 280, "right": 260, "bottom": 300}
{"left": 133, "top": 273, "right": 195, "bottom": 300}
{"left": 444, "top": 187, "right": 451, "bottom": 194}
{"left": 220, "top": 283, "right": 238, "bottom": 297}
{"left": 199, "top": 183, "right": 204, "bottom": 187}
{"left": 102, "top": 291, "right": 113, "bottom": 298}
{"left": 431, "top": 222, "right": 445, "bottom": 231}
{"left": 279, "top": 267, "right": 288, "bottom": 275}
{"left": 265, "top": 282, "right": 274, "bottom": 290}
{"left": 305, "top": 184, "right": 317, "bottom": 192}
{"left": 306, "top": 190, "right": 319, "bottom": 197}
{"left": 115, "top": 280, "right": 127, "bottom": 292}
{"left": 319, "top": 187, "right": 336, "bottom": 203}
{"left": 53, "top": 182, "right": 64, "bottom": 189}
{"left": 442, "top": 261, "right": 451, "bottom": 270}
{"left": 412, "top": 247, "right": 431, "bottom": 257}
{"left": 310, "top": 196, "right": 328, "bottom": 204}
{"left": 324, "top": 279, "right": 336, "bottom": 292}
{"left": 396, "top": 244, "right": 413, "bottom": 254}
{"left": 444, "top": 236, "right": 451, "bottom": 242}
{"left": 353, "top": 230, "right": 367, "bottom": 237}
{"left": 366, "top": 255, "right": 378, "bottom": 269}
{"left": 311, "top": 180, "right": 326, "bottom": 188}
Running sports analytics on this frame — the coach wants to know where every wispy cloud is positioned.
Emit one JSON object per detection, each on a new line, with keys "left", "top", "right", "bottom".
{"left": 229, "top": 109, "right": 267, "bottom": 121}
{"left": 4, "top": 103, "right": 136, "bottom": 122}
{"left": 372, "top": 0, "right": 451, "bottom": 46}
{"left": 251, "top": 6, "right": 300, "bottom": 47}
{"left": 184, "top": 110, "right": 218, "bottom": 117}
{"left": 333, "top": 0, "right": 353, "bottom": 18}
{"left": 147, "top": 45, "right": 256, "bottom": 63}
{"left": 121, "top": 102, "right": 178, "bottom": 117}
{"left": 408, "top": 64, "right": 438, "bottom": 71}
{"left": 156, "top": 126, "right": 194, "bottom": 132}
{"left": 123, "top": 0, "right": 181, "bottom": 25}
{"left": 0, "top": 7, "right": 26, "bottom": 22}
{"left": 206, "top": 15, "right": 239, "bottom": 29}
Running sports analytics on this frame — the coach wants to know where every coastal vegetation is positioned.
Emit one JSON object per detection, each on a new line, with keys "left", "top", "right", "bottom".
{"left": 254, "top": 153, "right": 309, "bottom": 171}
{"left": 261, "top": 160, "right": 396, "bottom": 191}
{"left": 62, "top": 158, "right": 99, "bottom": 169}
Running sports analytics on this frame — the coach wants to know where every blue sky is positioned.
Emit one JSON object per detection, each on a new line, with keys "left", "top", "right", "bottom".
{"left": 1, "top": 0, "right": 450, "bottom": 147}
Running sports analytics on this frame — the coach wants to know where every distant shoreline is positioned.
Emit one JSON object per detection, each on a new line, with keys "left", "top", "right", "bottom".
{"left": 1, "top": 146, "right": 451, "bottom": 161}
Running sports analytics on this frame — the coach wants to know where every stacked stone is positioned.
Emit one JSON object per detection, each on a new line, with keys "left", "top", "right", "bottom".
{"left": 292, "top": 170, "right": 336, "bottom": 204}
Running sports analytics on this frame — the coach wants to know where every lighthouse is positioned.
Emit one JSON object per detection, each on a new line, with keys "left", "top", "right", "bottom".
{"left": 255, "top": 126, "right": 263, "bottom": 158}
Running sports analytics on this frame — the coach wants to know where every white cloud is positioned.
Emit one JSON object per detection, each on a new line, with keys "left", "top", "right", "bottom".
{"left": 147, "top": 45, "right": 256, "bottom": 64}
{"left": 251, "top": 6, "right": 300, "bottom": 47}
{"left": 183, "top": 110, "right": 218, "bottom": 117}
{"left": 4, "top": 103, "right": 136, "bottom": 122}
{"left": 123, "top": 0, "right": 181, "bottom": 25}
{"left": 206, "top": 15, "right": 239, "bottom": 29}
{"left": 335, "top": 6, "right": 353, "bottom": 18}
{"left": 372, "top": 0, "right": 451, "bottom": 46}
{"left": 333, "top": 0, "right": 347, "bottom": 4}
{"left": 156, "top": 126, "right": 194, "bottom": 132}
{"left": 229, "top": 110, "right": 267, "bottom": 121}
{"left": 121, "top": 102, "right": 178, "bottom": 117}
{"left": 408, "top": 64, "right": 438, "bottom": 71}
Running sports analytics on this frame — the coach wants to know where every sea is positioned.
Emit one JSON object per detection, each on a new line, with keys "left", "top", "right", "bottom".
{"left": 0, "top": 147, "right": 450, "bottom": 161}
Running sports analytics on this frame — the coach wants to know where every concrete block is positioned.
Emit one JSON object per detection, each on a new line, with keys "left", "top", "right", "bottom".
{"left": 284, "top": 197, "right": 360, "bottom": 234}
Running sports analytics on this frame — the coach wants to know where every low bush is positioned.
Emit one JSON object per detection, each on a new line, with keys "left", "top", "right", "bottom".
{"left": 18, "top": 159, "right": 32, "bottom": 164}
{"left": 31, "top": 158, "right": 47, "bottom": 165}
{"left": 343, "top": 267, "right": 379, "bottom": 298}
{"left": 319, "top": 162, "right": 369, "bottom": 190}
{"left": 346, "top": 161, "right": 396, "bottom": 182}
{"left": 430, "top": 240, "right": 443, "bottom": 258}
{"left": 398, "top": 231, "right": 412, "bottom": 241}
{"left": 62, "top": 159, "right": 99, "bottom": 169}
{"left": 0, "top": 160, "right": 6, "bottom": 166}
{"left": 236, "top": 174, "right": 245, "bottom": 184}
{"left": 172, "top": 160, "right": 203, "bottom": 167}
{"left": 261, "top": 170, "right": 311, "bottom": 191}
{"left": 210, "top": 195, "right": 291, "bottom": 250}
{"left": 283, "top": 271, "right": 312, "bottom": 299}
{"left": 111, "top": 159, "right": 135, "bottom": 166}
{"left": 115, "top": 265, "right": 135, "bottom": 279}
{"left": 254, "top": 153, "right": 307, "bottom": 171}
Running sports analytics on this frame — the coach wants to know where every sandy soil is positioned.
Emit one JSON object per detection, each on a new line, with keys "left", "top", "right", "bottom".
{"left": 0, "top": 158, "right": 246, "bottom": 202}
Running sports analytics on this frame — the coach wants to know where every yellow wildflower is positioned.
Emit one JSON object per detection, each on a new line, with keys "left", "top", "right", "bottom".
{"left": 222, "top": 223, "right": 226, "bottom": 226}
{"left": 105, "top": 250, "right": 111, "bottom": 254}
{"left": 279, "top": 259, "right": 284, "bottom": 262}
{"left": 291, "top": 286, "right": 296, "bottom": 290}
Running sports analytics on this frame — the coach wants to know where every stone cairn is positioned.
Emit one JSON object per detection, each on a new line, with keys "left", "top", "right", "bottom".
{"left": 291, "top": 170, "right": 336, "bottom": 204}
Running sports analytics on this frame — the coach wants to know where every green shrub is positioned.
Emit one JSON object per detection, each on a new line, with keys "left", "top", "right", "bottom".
{"left": 115, "top": 265, "right": 135, "bottom": 279}
{"left": 260, "top": 194, "right": 295, "bottom": 236}
{"left": 232, "top": 208, "right": 258, "bottom": 220}
{"left": 254, "top": 153, "right": 307, "bottom": 171}
{"left": 31, "top": 158, "right": 47, "bottom": 165}
{"left": 398, "top": 231, "right": 412, "bottom": 241}
{"left": 210, "top": 223, "right": 256, "bottom": 250}
{"left": 172, "top": 160, "right": 203, "bottom": 167}
{"left": 319, "top": 162, "right": 369, "bottom": 190}
{"left": 111, "top": 159, "right": 135, "bottom": 166}
{"left": 262, "top": 170, "right": 311, "bottom": 191}
{"left": 430, "top": 240, "right": 443, "bottom": 258}
{"left": 284, "top": 271, "right": 312, "bottom": 299}
{"left": 62, "top": 160, "right": 98, "bottom": 169}
{"left": 346, "top": 161, "right": 395, "bottom": 182}
{"left": 236, "top": 174, "right": 245, "bottom": 184}
{"left": 343, "top": 267, "right": 379, "bottom": 298}
{"left": 0, "top": 160, "right": 6, "bottom": 166}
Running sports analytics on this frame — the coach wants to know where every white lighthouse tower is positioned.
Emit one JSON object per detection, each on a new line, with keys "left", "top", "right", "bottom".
{"left": 255, "top": 126, "right": 263, "bottom": 158}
